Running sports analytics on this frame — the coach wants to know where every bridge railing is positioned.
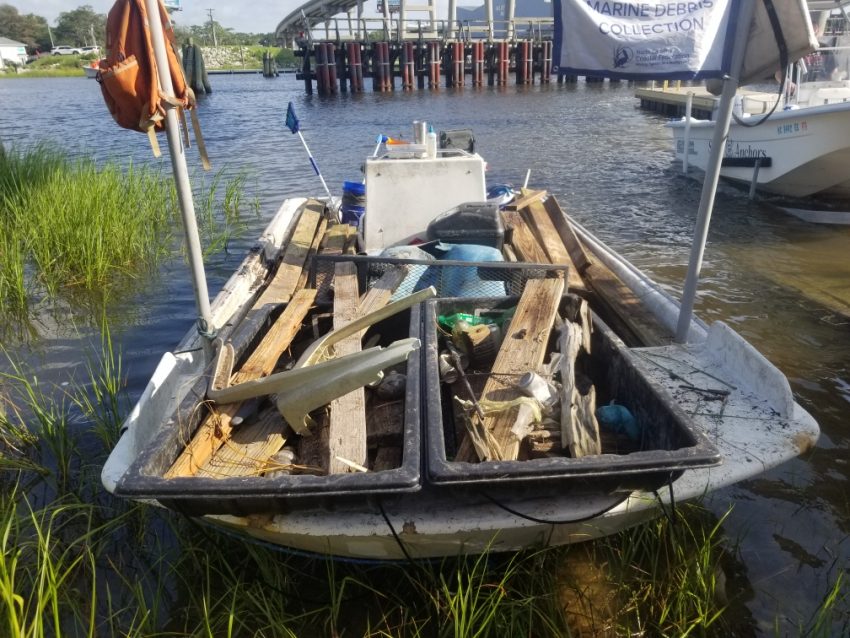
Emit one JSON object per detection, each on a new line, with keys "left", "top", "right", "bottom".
{"left": 292, "top": 16, "right": 554, "bottom": 44}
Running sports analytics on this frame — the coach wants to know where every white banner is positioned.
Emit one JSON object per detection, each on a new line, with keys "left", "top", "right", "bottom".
{"left": 553, "top": 1, "right": 738, "bottom": 79}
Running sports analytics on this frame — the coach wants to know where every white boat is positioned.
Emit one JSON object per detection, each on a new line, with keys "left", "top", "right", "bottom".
{"left": 669, "top": 96, "right": 850, "bottom": 198}
{"left": 83, "top": 62, "right": 99, "bottom": 78}
{"left": 99, "top": 0, "right": 819, "bottom": 559}
{"left": 100, "top": 145, "right": 820, "bottom": 559}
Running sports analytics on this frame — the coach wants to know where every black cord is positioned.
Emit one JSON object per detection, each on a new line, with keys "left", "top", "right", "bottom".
{"left": 479, "top": 490, "right": 629, "bottom": 525}
{"left": 377, "top": 500, "right": 416, "bottom": 564}
{"left": 732, "top": 0, "right": 789, "bottom": 129}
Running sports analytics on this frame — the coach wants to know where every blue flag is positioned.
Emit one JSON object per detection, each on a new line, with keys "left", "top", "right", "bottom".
{"left": 285, "top": 102, "right": 300, "bottom": 134}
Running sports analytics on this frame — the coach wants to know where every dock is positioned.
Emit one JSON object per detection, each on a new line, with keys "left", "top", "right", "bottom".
{"left": 636, "top": 85, "right": 784, "bottom": 120}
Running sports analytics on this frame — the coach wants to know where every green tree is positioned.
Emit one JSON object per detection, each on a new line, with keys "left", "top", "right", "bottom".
{"left": 53, "top": 5, "right": 106, "bottom": 47}
{"left": 0, "top": 4, "right": 51, "bottom": 51}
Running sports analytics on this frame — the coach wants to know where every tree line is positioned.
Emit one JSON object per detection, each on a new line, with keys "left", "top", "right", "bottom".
{"left": 0, "top": 3, "right": 278, "bottom": 53}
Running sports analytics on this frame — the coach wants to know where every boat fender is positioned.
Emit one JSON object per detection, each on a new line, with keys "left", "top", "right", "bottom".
{"left": 596, "top": 402, "right": 639, "bottom": 441}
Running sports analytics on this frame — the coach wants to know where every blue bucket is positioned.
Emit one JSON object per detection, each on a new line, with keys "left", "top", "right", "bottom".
{"left": 341, "top": 180, "right": 366, "bottom": 226}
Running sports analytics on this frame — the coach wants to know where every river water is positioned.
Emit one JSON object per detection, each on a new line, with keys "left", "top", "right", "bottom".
{"left": 1, "top": 75, "right": 848, "bottom": 633}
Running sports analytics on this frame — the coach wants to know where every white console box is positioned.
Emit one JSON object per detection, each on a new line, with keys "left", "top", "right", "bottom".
{"left": 363, "top": 151, "right": 486, "bottom": 252}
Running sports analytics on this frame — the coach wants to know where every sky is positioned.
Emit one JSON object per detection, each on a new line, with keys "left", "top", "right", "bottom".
{"left": 23, "top": 0, "right": 450, "bottom": 34}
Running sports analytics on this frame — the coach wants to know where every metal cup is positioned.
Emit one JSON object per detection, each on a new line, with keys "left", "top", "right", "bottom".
{"left": 413, "top": 120, "right": 427, "bottom": 144}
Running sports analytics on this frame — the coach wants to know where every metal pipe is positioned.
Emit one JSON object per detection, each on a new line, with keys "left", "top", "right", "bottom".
{"left": 682, "top": 91, "right": 693, "bottom": 174}
{"left": 143, "top": 0, "right": 214, "bottom": 357}
{"left": 675, "top": 1, "right": 757, "bottom": 343}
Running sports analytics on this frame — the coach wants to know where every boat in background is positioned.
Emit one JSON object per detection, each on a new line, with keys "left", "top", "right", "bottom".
{"left": 669, "top": 96, "right": 850, "bottom": 199}
{"left": 83, "top": 61, "right": 99, "bottom": 78}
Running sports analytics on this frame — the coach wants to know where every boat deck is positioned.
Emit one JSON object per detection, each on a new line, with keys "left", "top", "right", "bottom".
{"left": 636, "top": 85, "right": 785, "bottom": 119}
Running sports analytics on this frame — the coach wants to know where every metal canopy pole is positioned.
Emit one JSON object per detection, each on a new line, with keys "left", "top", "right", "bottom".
{"left": 144, "top": 0, "right": 215, "bottom": 357}
{"left": 675, "top": 0, "right": 757, "bottom": 344}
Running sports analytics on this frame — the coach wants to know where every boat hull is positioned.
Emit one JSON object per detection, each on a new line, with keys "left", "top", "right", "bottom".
{"left": 669, "top": 102, "right": 850, "bottom": 198}
{"left": 101, "top": 196, "right": 819, "bottom": 559}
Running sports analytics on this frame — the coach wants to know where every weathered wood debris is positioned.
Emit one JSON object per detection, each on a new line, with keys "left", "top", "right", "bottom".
{"left": 165, "top": 190, "right": 666, "bottom": 479}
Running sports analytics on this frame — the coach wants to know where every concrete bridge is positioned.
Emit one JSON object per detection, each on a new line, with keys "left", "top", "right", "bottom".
{"left": 274, "top": 0, "right": 554, "bottom": 46}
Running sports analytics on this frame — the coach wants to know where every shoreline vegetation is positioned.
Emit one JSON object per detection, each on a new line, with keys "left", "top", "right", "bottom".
{"left": 1, "top": 143, "right": 847, "bottom": 635}
{"left": 0, "top": 46, "right": 296, "bottom": 79}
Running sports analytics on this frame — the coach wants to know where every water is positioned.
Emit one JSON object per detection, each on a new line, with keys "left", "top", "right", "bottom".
{"left": 2, "top": 74, "right": 849, "bottom": 633}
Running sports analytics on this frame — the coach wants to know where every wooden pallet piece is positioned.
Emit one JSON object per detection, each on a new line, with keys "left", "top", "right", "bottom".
{"left": 166, "top": 289, "right": 317, "bottom": 478}
{"left": 520, "top": 199, "right": 585, "bottom": 291}
{"left": 544, "top": 197, "right": 671, "bottom": 347}
{"left": 455, "top": 277, "right": 565, "bottom": 462}
{"left": 195, "top": 408, "right": 286, "bottom": 478}
{"left": 501, "top": 210, "right": 550, "bottom": 264}
{"left": 541, "top": 196, "right": 592, "bottom": 275}
{"left": 314, "top": 223, "right": 351, "bottom": 298}
{"left": 327, "top": 261, "right": 368, "bottom": 474}
{"left": 558, "top": 310, "right": 601, "bottom": 457}
{"left": 507, "top": 188, "right": 547, "bottom": 211}
{"left": 254, "top": 200, "right": 324, "bottom": 308}
{"left": 295, "top": 216, "right": 328, "bottom": 292}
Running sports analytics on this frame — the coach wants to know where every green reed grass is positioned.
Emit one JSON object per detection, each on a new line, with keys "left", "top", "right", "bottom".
{"left": 0, "top": 145, "right": 175, "bottom": 330}
{"left": 194, "top": 169, "right": 259, "bottom": 258}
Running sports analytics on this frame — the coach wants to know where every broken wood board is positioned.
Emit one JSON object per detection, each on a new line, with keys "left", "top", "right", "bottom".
{"left": 507, "top": 188, "right": 547, "bottom": 211}
{"left": 502, "top": 210, "right": 550, "bottom": 265}
{"left": 253, "top": 200, "right": 324, "bottom": 308}
{"left": 542, "top": 196, "right": 592, "bottom": 275}
{"left": 166, "top": 289, "right": 317, "bottom": 478}
{"left": 295, "top": 216, "right": 328, "bottom": 292}
{"left": 355, "top": 266, "right": 409, "bottom": 338}
{"left": 195, "top": 408, "right": 286, "bottom": 478}
{"left": 521, "top": 200, "right": 585, "bottom": 292}
{"left": 543, "top": 197, "right": 670, "bottom": 347}
{"left": 327, "top": 261, "right": 368, "bottom": 474}
{"left": 558, "top": 314, "right": 601, "bottom": 457}
{"left": 455, "top": 277, "right": 565, "bottom": 462}
{"left": 314, "top": 224, "right": 352, "bottom": 299}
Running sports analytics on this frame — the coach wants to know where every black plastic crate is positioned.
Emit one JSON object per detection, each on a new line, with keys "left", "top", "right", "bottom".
{"left": 114, "top": 302, "right": 424, "bottom": 516}
{"left": 423, "top": 295, "right": 721, "bottom": 489}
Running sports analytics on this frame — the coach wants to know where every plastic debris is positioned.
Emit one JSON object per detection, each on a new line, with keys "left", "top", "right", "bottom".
{"left": 596, "top": 402, "right": 640, "bottom": 441}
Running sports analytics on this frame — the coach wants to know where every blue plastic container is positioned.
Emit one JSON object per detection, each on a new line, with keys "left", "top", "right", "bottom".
{"left": 341, "top": 181, "right": 366, "bottom": 226}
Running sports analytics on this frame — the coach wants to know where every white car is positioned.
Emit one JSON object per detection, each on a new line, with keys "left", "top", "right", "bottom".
{"left": 81, "top": 45, "right": 101, "bottom": 56}
{"left": 51, "top": 45, "right": 82, "bottom": 55}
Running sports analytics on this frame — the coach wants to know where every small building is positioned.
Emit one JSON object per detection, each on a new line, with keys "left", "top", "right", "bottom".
{"left": 0, "top": 37, "right": 28, "bottom": 69}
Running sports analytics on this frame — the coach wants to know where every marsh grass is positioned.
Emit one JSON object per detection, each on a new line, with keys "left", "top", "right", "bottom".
{"left": 194, "top": 169, "right": 259, "bottom": 258}
{"left": 1, "top": 338, "right": 848, "bottom": 638}
{"left": 0, "top": 145, "right": 258, "bottom": 340}
{"left": 0, "top": 145, "right": 175, "bottom": 331}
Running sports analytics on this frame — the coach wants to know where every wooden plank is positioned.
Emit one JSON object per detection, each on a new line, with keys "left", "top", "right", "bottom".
{"left": 507, "top": 188, "right": 547, "bottom": 211}
{"left": 455, "top": 278, "right": 565, "bottom": 462}
{"left": 521, "top": 199, "right": 585, "bottom": 291}
{"left": 326, "top": 261, "right": 368, "bottom": 474}
{"left": 502, "top": 210, "right": 550, "bottom": 264}
{"left": 165, "top": 289, "right": 317, "bottom": 478}
{"left": 544, "top": 196, "right": 670, "bottom": 347}
{"left": 354, "top": 265, "right": 408, "bottom": 340}
{"left": 254, "top": 201, "right": 324, "bottom": 308}
{"left": 314, "top": 224, "right": 350, "bottom": 300}
{"left": 558, "top": 315, "right": 601, "bottom": 457}
{"left": 541, "top": 196, "right": 592, "bottom": 274}
{"left": 195, "top": 408, "right": 286, "bottom": 478}
{"left": 295, "top": 216, "right": 328, "bottom": 292}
